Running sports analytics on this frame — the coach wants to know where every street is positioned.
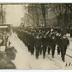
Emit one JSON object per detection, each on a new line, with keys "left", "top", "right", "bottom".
{"left": 8, "top": 32, "right": 72, "bottom": 69}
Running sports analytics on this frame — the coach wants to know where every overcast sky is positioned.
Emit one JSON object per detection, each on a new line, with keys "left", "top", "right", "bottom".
{"left": 5, "top": 5, "right": 24, "bottom": 27}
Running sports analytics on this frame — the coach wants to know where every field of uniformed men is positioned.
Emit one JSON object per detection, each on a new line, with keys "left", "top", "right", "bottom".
{"left": 17, "top": 28, "right": 70, "bottom": 62}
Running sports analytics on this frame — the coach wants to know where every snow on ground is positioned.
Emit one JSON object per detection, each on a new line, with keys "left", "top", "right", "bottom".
{"left": 8, "top": 32, "right": 72, "bottom": 69}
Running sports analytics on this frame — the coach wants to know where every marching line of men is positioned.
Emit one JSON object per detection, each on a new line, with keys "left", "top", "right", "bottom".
{"left": 17, "top": 28, "right": 70, "bottom": 62}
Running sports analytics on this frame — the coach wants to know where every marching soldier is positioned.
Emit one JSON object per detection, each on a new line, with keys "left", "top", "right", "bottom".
{"left": 59, "top": 35, "right": 69, "bottom": 62}
{"left": 35, "top": 34, "right": 41, "bottom": 59}
{"left": 41, "top": 35, "right": 47, "bottom": 58}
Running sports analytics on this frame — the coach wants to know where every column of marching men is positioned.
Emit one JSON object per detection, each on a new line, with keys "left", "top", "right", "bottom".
{"left": 17, "top": 28, "right": 70, "bottom": 62}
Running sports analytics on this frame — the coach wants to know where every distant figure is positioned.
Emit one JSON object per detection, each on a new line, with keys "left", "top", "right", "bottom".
{"left": 69, "top": 62, "right": 71, "bottom": 66}
{"left": 65, "top": 63, "right": 67, "bottom": 66}
{"left": 65, "top": 62, "right": 71, "bottom": 67}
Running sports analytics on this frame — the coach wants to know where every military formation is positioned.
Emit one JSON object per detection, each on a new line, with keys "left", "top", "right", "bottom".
{"left": 17, "top": 28, "right": 70, "bottom": 62}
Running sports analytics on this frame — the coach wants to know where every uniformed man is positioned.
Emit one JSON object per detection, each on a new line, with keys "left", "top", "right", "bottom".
{"left": 35, "top": 34, "right": 41, "bottom": 59}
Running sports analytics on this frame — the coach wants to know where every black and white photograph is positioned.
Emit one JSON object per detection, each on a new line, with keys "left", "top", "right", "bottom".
{"left": 0, "top": 3, "right": 72, "bottom": 69}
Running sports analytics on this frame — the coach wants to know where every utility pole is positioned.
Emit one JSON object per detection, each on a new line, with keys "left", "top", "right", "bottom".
{"left": 41, "top": 4, "right": 46, "bottom": 27}
{"left": 1, "top": 4, "right": 4, "bottom": 25}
